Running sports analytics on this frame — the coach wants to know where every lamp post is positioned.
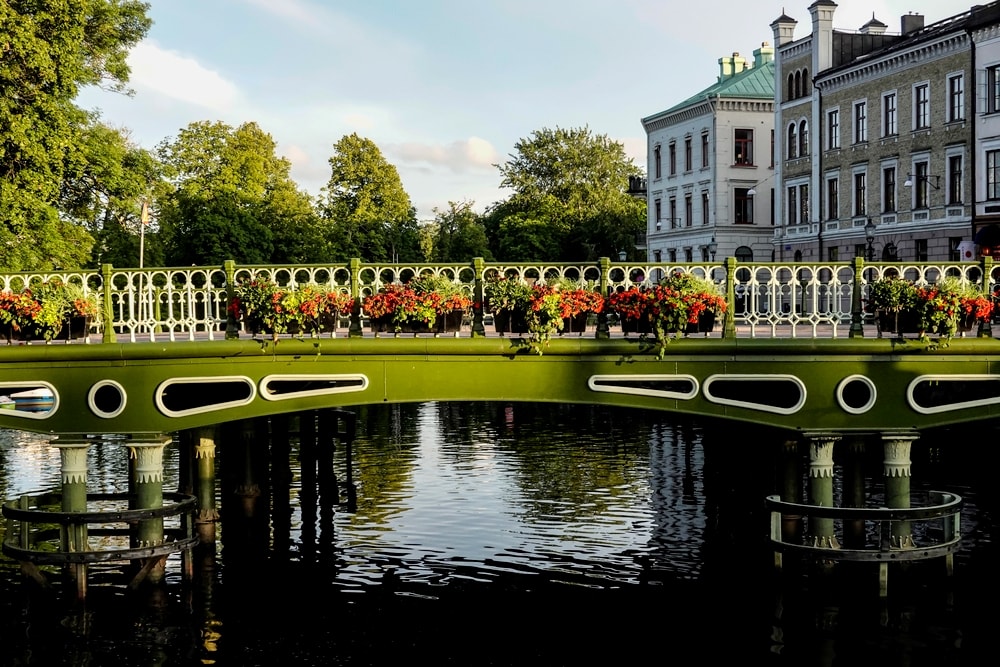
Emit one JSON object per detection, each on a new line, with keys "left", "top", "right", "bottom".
{"left": 865, "top": 219, "right": 876, "bottom": 261}
{"left": 618, "top": 250, "right": 627, "bottom": 262}
{"left": 707, "top": 237, "right": 717, "bottom": 262}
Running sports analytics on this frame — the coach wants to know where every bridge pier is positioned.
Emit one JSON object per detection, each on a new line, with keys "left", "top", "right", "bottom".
{"left": 51, "top": 439, "right": 91, "bottom": 601}
{"left": 806, "top": 433, "right": 840, "bottom": 550}
{"left": 842, "top": 437, "right": 867, "bottom": 549}
{"left": 883, "top": 433, "right": 918, "bottom": 549}
{"left": 128, "top": 436, "right": 172, "bottom": 586}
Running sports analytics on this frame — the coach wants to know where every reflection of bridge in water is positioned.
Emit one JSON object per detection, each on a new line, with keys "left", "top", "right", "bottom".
{"left": 1, "top": 257, "right": 996, "bottom": 598}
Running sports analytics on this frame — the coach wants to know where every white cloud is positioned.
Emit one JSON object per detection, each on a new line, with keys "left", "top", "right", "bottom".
{"left": 386, "top": 138, "right": 500, "bottom": 172}
{"left": 127, "top": 42, "right": 242, "bottom": 113}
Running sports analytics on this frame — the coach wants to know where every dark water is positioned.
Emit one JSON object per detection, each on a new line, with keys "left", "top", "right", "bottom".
{"left": 0, "top": 403, "right": 996, "bottom": 666}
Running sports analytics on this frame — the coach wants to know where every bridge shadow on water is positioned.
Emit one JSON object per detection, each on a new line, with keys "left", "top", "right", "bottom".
{"left": 0, "top": 403, "right": 997, "bottom": 665}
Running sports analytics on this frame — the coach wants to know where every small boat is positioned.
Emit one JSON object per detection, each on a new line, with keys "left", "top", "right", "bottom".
{"left": 10, "top": 388, "right": 55, "bottom": 411}
{"left": 0, "top": 395, "right": 14, "bottom": 410}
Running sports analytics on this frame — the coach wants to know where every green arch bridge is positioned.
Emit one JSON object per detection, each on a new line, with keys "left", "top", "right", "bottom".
{"left": 2, "top": 256, "right": 1000, "bottom": 440}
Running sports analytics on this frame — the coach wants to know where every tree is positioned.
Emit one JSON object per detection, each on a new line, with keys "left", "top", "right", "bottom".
{"left": 488, "top": 126, "right": 646, "bottom": 261}
{"left": 320, "top": 133, "right": 420, "bottom": 262}
{"left": 0, "top": 1, "right": 152, "bottom": 269}
{"left": 60, "top": 118, "right": 163, "bottom": 267}
{"left": 156, "top": 121, "right": 319, "bottom": 265}
{"left": 431, "top": 201, "right": 492, "bottom": 262}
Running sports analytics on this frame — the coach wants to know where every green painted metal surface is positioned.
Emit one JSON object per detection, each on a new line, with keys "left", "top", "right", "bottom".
{"left": 2, "top": 336, "right": 1000, "bottom": 438}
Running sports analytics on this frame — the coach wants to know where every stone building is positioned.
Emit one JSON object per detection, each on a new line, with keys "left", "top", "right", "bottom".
{"left": 640, "top": 44, "right": 776, "bottom": 265}
{"left": 772, "top": 1, "right": 988, "bottom": 263}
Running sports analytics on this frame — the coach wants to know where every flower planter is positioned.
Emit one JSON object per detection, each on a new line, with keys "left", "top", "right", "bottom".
{"left": 435, "top": 309, "right": 465, "bottom": 335}
{"left": 58, "top": 316, "right": 92, "bottom": 340}
{"left": 877, "top": 310, "right": 922, "bottom": 335}
{"left": 620, "top": 316, "right": 653, "bottom": 335}
{"left": 683, "top": 311, "right": 716, "bottom": 335}
{"left": 560, "top": 313, "right": 590, "bottom": 336}
{"left": 493, "top": 310, "right": 529, "bottom": 335}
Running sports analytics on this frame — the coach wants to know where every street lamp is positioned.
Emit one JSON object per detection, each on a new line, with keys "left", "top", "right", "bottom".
{"left": 618, "top": 250, "right": 627, "bottom": 262}
{"left": 707, "top": 237, "right": 718, "bottom": 261}
{"left": 864, "top": 219, "right": 876, "bottom": 261}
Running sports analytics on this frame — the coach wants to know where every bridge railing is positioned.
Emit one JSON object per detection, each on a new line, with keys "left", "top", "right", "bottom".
{"left": 0, "top": 257, "right": 996, "bottom": 342}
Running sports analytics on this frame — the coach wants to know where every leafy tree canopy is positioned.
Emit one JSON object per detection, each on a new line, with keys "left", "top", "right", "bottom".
{"left": 0, "top": 0, "right": 152, "bottom": 270}
{"left": 321, "top": 133, "right": 419, "bottom": 262}
{"left": 430, "top": 201, "right": 492, "bottom": 262}
{"left": 488, "top": 126, "right": 645, "bottom": 261}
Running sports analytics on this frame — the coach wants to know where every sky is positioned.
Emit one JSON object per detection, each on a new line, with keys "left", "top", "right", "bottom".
{"left": 76, "top": 0, "right": 976, "bottom": 221}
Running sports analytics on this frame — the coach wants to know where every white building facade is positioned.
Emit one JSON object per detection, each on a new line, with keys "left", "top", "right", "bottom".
{"left": 641, "top": 45, "right": 776, "bottom": 265}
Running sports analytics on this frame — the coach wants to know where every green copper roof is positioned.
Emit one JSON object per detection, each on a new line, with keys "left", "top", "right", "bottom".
{"left": 646, "top": 60, "right": 775, "bottom": 120}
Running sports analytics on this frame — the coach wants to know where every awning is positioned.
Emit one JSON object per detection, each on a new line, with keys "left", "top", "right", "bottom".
{"left": 974, "top": 224, "right": 1000, "bottom": 246}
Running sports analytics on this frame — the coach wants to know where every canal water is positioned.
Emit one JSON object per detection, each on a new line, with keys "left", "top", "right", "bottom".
{"left": 0, "top": 403, "right": 996, "bottom": 666}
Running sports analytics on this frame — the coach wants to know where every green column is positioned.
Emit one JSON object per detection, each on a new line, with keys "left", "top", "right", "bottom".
{"left": 842, "top": 437, "right": 867, "bottom": 549}
{"left": 883, "top": 433, "right": 917, "bottom": 549}
{"left": 806, "top": 433, "right": 840, "bottom": 549}
{"left": 194, "top": 428, "right": 219, "bottom": 544}
{"left": 52, "top": 439, "right": 91, "bottom": 601}
{"left": 129, "top": 436, "right": 171, "bottom": 585}
{"left": 778, "top": 438, "right": 803, "bottom": 546}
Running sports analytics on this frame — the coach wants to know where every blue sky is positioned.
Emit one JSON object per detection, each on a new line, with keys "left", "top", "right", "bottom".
{"left": 76, "top": 0, "right": 973, "bottom": 220}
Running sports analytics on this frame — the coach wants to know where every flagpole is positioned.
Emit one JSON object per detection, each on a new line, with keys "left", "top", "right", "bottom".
{"left": 139, "top": 199, "right": 149, "bottom": 270}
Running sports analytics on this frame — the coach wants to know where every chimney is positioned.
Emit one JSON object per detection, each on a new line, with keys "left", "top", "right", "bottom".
{"left": 771, "top": 12, "right": 797, "bottom": 47}
{"left": 860, "top": 13, "right": 887, "bottom": 35}
{"left": 901, "top": 12, "right": 925, "bottom": 35}
{"left": 754, "top": 41, "right": 774, "bottom": 67}
{"left": 733, "top": 52, "right": 748, "bottom": 74}
{"left": 719, "top": 54, "right": 735, "bottom": 81}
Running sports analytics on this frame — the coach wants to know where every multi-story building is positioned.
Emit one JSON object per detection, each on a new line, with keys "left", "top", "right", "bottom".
{"left": 771, "top": 1, "right": 994, "bottom": 263}
{"left": 641, "top": 44, "right": 776, "bottom": 265}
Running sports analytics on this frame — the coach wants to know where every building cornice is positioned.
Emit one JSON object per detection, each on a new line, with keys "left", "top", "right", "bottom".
{"left": 817, "top": 33, "right": 970, "bottom": 92}
{"left": 644, "top": 98, "right": 774, "bottom": 132}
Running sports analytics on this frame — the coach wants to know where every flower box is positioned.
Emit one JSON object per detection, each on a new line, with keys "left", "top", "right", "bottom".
{"left": 621, "top": 315, "right": 653, "bottom": 335}
{"left": 560, "top": 312, "right": 589, "bottom": 335}
{"left": 493, "top": 310, "right": 529, "bottom": 335}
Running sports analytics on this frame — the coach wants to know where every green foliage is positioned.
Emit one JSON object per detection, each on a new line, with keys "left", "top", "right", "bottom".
{"left": 484, "top": 276, "right": 533, "bottom": 312}
{"left": 0, "top": 1, "right": 152, "bottom": 270}
{"left": 486, "top": 126, "right": 646, "bottom": 261}
{"left": 0, "top": 279, "right": 100, "bottom": 341}
{"left": 868, "top": 276, "right": 919, "bottom": 313}
{"left": 321, "top": 133, "right": 419, "bottom": 261}
{"left": 430, "top": 201, "right": 493, "bottom": 261}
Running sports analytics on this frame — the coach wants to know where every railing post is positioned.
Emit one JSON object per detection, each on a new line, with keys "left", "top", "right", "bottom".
{"left": 980, "top": 255, "right": 993, "bottom": 338}
{"left": 224, "top": 260, "right": 239, "bottom": 340}
{"left": 472, "top": 257, "right": 485, "bottom": 337}
{"left": 348, "top": 258, "right": 363, "bottom": 338}
{"left": 849, "top": 256, "right": 865, "bottom": 338}
{"left": 723, "top": 257, "right": 736, "bottom": 339}
{"left": 596, "top": 257, "right": 611, "bottom": 339}
{"left": 101, "top": 264, "right": 115, "bottom": 343}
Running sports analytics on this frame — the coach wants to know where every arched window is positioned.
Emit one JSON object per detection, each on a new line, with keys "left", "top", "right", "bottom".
{"left": 799, "top": 120, "right": 809, "bottom": 156}
{"left": 802, "top": 68, "right": 809, "bottom": 94}
{"left": 735, "top": 246, "right": 754, "bottom": 262}
{"left": 794, "top": 70, "right": 802, "bottom": 98}
{"left": 787, "top": 73, "right": 795, "bottom": 101}
{"left": 794, "top": 250, "right": 803, "bottom": 262}
{"left": 787, "top": 123, "right": 798, "bottom": 159}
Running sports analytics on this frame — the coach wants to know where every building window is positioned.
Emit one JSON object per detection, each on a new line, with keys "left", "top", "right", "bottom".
{"left": 701, "top": 191, "right": 709, "bottom": 225}
{"left": 735, "top": 188, "right": 753, "bottom": 224}
{"left": 854, "top": 101, "right": 867, "bottom": 143}
{"left": 770, "top": 129, "right": 775, "bottom": 166}
{"left": 827, "top": 109, "right": 839, "bottom": 149}
{"left": 734, "top": 129, "right": 753, "bottom": 165}
{"left": 798, "top": 184, "right": 809, "bottom": 224}
{"left": 828, "top": 246, "right": 839, "bottom": 261}
{"left": 883, "top": 166, "right": 896, "bottom": 212}
{"left": 669, "top": 249, "right": 677, "bottom": 262}
{"left": 989, "top": 65, "right": 1000, "bottom": 114}
{"left": 799, "top": 120, "right": 808, "bottom": 156}
{"left": 914, "top": 84, "right": 930, "bottom": 129}
{"left": 653, "top": 145, "right": 661, "bottom": 179}
{"left": 654, "top": 199, "right": 662, "bottom": 229}
{"left": 786, "top": 186, "right": 798, "bottom": 225}
{"left": 684, "top": 194, "right": 693, "bottom": 227}
{"left": 948, "top": 74, "right": 964, "bottom": 122}
{"left": 684, "top": 137, "right": 692, "bottom": 172}
{"left": 853, "top": 172, "right": 867, "bottom": 216}
{"left": 950, "top": 237, "right": 963, "bottom": 261}
{"left": 988, "top": 150, "right": 1000, "bottom": 200}
{"left": 915, "top": 239, "right": 928, "bottom": 261}
{"left": 669, "top": 143, "right": 676, "bottom": 175}
{"left": 701, "top": 133, "right": 709, "bottom": 168}
{"left": 948, "top": 155, "right": 962, "bottom": 205}
{"left": 855, "top": 244, "right": 866, "bottom": 258}
{"left": 669, "top": 198, "right": 678, "bottom": 227}
{"left": 684, "top": 248, "right": 693, "bottom": 262}
{"left": 914, "top": 161, "right": 931, "bottom": 208}
{"left": 787, "top": 123, "right": 798, "bottom": 159}
{"left": 826, "top": 177, "right": 838, "bottom": 220}
{"left": 882, "top": 92, "right": 897, "bottom": 136}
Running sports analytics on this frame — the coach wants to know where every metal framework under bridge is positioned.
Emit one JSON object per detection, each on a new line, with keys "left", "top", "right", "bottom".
{"left": 3, "top": 256, "right": 1000, "bottom": 439}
